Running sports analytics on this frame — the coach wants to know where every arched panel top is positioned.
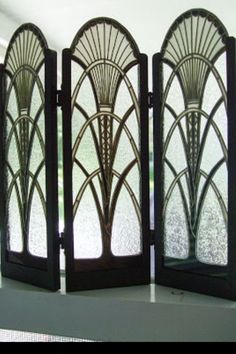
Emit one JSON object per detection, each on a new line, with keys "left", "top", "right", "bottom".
{"left": 5, "top": 23, "right": 48, "bottom": 74}
{"left": 70, "top": 17, "right": 140, "bottom": 107}
{"left": 161, "top": 9, "right": 228, "bottom": 63}
{"left": 71, "top": 17, "right": 140, "bottom": 69}
{"left": 5, "top": 23, "right": 48, "bottom": 111}
{"left": 161, "top": 9, "right": 228, "bottom": 105}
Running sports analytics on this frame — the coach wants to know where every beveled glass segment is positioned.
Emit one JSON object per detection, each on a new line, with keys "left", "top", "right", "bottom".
{"left": 4, "top": 25, "right": 48, "bottom": 260}
{"left": 161, "top": 10, "right": 228, "bottom": 271}
{"left": 70, "top": 19, "right": 142, "bottom": 261}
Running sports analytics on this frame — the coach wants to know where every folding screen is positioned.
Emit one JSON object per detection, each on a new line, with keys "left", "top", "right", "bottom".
{"left": 0, "top": 24, "right": 60, "bottom": 290}
{"left": 62, "top": 18, "right": 150, "bottom": 291}
{"left": 154, "top": 9, "right": 236, "bottom": 299}
{"left": 0, "top": 10, "right": 235, "bottom": 298}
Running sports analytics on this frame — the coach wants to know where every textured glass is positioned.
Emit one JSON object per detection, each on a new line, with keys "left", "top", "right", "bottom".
{"left": 111, "top": 181, "right": 141, "bottom": 257}
{"left": 114, "top": 74, "right": 133, "bottom": 118}
{"left": 165, "top": 121, "right": 188, "bottom": 173}
{"left": 74, "top": 186, "right": 103, "bottom": 259}
{"left": 28, "top": 183, "right": 47, "bottom": 258}
{"left": 200, "top": 126, "right": 224, "bottom": 174}
{"left": 8, "top": 188, "right": 23, "bottom": 253}
{"left": 197, "top": 184, "right": 228, "bottom": 266}
{"left": 164, "top": 174, "right": 189, "bottom": 260}
{"left": 164, "top": 76, "right": 185, "bottom": 116}
{"left": 202, "top": 72, "right": 222, "bottom": 113}
{"left": 163, "top": 70, "right": 189, "bottom": 259}
{"left": 162, "top": 10, "right": 228, "bottom": 266}
{"left": 5, "top": 26, "right": 48, "bottom": 259}
{"left": 71, "top": 19, "right": 141, "bottom": 261}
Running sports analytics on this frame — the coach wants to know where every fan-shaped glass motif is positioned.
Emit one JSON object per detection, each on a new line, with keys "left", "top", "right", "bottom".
{"left": 70, "top": 18, "right": 142, "bottom": 262}
{"left": 4, "top": 24, "right": 48, "bottom": 262}
{"left": 161, "top": 9, "right": 229, "bottom": 268}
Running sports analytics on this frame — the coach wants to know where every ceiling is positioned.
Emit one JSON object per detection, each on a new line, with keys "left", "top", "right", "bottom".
{"left": 0, "top": 0, "right": 236, "bottom": 55}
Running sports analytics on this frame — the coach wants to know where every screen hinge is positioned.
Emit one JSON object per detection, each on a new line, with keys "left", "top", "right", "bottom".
{"left": 148, "top": 92, "right": 154, "bottom": 109}
{"left": 59, "top": 233, "right": 65, "bottom": 250}
{"left": 56, "top": 90, "right": 63, "bottom": 107}
{"left": 150, "top": 230, "right": 155, "bottom": 246}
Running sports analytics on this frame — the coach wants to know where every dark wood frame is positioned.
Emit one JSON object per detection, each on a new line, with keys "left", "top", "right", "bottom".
{"left": 0, "top": 48, "right": 60, "bottom": 291}
{"left": 62, "top": 49, "right": 150, "bottom": 292}
{"left": 153, "top": 36, "right": 236, "bottom": 301}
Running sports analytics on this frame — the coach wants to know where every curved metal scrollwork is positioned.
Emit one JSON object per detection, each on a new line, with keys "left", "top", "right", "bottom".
{"left": 4, "top": 24, "right": 48, "bottom": 262}
{"left": 161, "top": 9, "right": 229, "bottom": 266}
{"left": 70, "top": 18, "right": 142, "bottom": 262}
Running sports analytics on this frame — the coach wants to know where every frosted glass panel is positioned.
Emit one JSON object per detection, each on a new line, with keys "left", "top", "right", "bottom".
{"left": 71, "top": 18, "right": 142, "bottom": 262}
{"left": 7, "top": 87, "right": 18, "bottom": 119}
{"left": 30, "top": 81, "right": 44, "bottom": 118}
{"left": 202, "top": 72, "right": 222, "bottom": 113}
{"left": 197, "top": 185, "right": 228, "bottom": 266}
{"left": 7, "top": 131, "right": 20, "bottom": 174}
{"left": 164, "top": 76, "right": 185, "bottom": 115}
{"left": 213, "top": 103, "right": 228, "bottom": 145}
{"left": 161, "top": 10, "right": 228, "bottom": 268}
{"left": 200, "top": 125, "right": 224, "bottom": 175}
{"left": 75, "top": 77, "right": 97, "bottom": 117}
{"left": 165, "top": 122, "right": 187, "bottom": 173}
{"left": 28, "top": 181, "right": 47, "bottom": 258}
{"left": 5, "top": 29, "right": 48, "bottom": 260}
{"left": 71, "top": 107, "right": 86, "bottom": 146}
{"left": 164, "top": 178, "right": 189, "bottom": 260}
{"left": 28, "top": 115, "right": 45, "bottom": 175}
{"left": 8, "top": 187, "right": 23, "bottom": 253}
{"left": 73, "top": 117, "right": 99, "bottom": 174}
{"left": 112, "top": 186, "right": 141, "bottom": 257}
{"left": 114, "top": 80, "right": 133, "bottom": 118}
{"left": 113, "top": 129, "right": 137, "bottom": 174}
{"left": 73, "top": 187, "right": 102, "bottom": 259}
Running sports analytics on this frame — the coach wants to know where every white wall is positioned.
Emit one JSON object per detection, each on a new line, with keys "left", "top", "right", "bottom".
{"left": 0, "top": 0, "right": 236, "bottom": 55}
